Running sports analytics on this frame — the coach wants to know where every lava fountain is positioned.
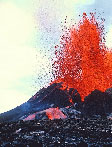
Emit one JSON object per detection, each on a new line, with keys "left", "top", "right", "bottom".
{"left": 51, "top": 13, "right": 112, "bottom": 101}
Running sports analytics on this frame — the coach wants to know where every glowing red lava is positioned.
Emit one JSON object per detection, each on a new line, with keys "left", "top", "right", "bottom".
{"left": 46, "top": 107, "right": 67, "bottom": 120}
{"left": 52, "top": 13, "right": 112, "bottom": 101}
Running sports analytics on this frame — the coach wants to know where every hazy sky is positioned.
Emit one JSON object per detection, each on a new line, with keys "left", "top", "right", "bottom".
{"left": 0, "top": 0, "right": 112, "bottom": 113}
{"left": 0, "top": 0, "right": 37, "bottom": 113}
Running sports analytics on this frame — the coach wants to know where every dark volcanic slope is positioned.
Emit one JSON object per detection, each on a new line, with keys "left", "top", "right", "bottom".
{"left": 83, "top": 89, "right": 112, "bottom": 116}
{"left": 0, "top": 83, "right": 81, "bottom": 123}
{"left": 0, "top": 118, "right": 111, "bottom": 146}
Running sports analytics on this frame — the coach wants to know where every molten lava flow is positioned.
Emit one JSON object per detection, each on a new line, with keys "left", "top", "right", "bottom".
{"left": 45, "top": 107, "right": 67, "bottom": 120}
{"left": 23, "top": 108, "right": 67, "bottom": 121}
{"left": 52, "top": 13, "right": 112, "bottom": 101}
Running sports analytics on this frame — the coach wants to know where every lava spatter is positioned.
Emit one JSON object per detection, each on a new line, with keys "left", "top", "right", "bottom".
{"left": 52, "top": 13, "right": 112, "bottom": 101}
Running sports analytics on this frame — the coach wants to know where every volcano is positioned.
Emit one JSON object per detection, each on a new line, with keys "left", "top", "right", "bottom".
{"left": 0, "top": 13, "right": 112, "bottom": 146}
{"left": 1, "top": 13, "right": 112, "bottom": 122}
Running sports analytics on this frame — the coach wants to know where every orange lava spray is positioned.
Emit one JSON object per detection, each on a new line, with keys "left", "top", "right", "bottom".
{"left": 52, "top": 13, "right": 112, "bottom": 101}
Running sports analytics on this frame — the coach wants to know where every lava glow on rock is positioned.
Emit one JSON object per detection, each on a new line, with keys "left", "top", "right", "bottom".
{"left": 52, "top": 13, "right": 112, "bottom": 101}
{"left": 46, "top": 107, "right": 67, "bottom": 120}
{"left": 23, "top": 107, "right": 67, "bottom": 121}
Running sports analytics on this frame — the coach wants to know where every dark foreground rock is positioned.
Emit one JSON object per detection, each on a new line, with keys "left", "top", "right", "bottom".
{"left": 0, "top": 118, "right": 111, "bottom": 147}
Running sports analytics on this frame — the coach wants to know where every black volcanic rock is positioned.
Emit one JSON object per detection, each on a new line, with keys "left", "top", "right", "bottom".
{"left": 69, "top": 88, "right": 81, "bottom": 103}
{"left": 83, "top": 89, "right": 112, "bottom": 117}
{"left": 29, "top": 82, "right": 72, "bottom": 108}
{"left": 0, "top": 118, "right": 111, "bottom": 146}
{"left": 0, "top": 83, "right": 81, "bottom": 123}
{"left": 105, "top": 87, "right": 112, "bottom": 95}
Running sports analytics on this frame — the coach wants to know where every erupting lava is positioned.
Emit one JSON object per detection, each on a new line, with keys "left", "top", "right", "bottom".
{"left": 52, "top": 13, "right": 112, "bottom": 101}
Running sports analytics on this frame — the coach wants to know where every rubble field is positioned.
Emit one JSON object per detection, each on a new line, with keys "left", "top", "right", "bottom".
{"left": 0, "top": 118, "right": 111, "bottom": 147}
